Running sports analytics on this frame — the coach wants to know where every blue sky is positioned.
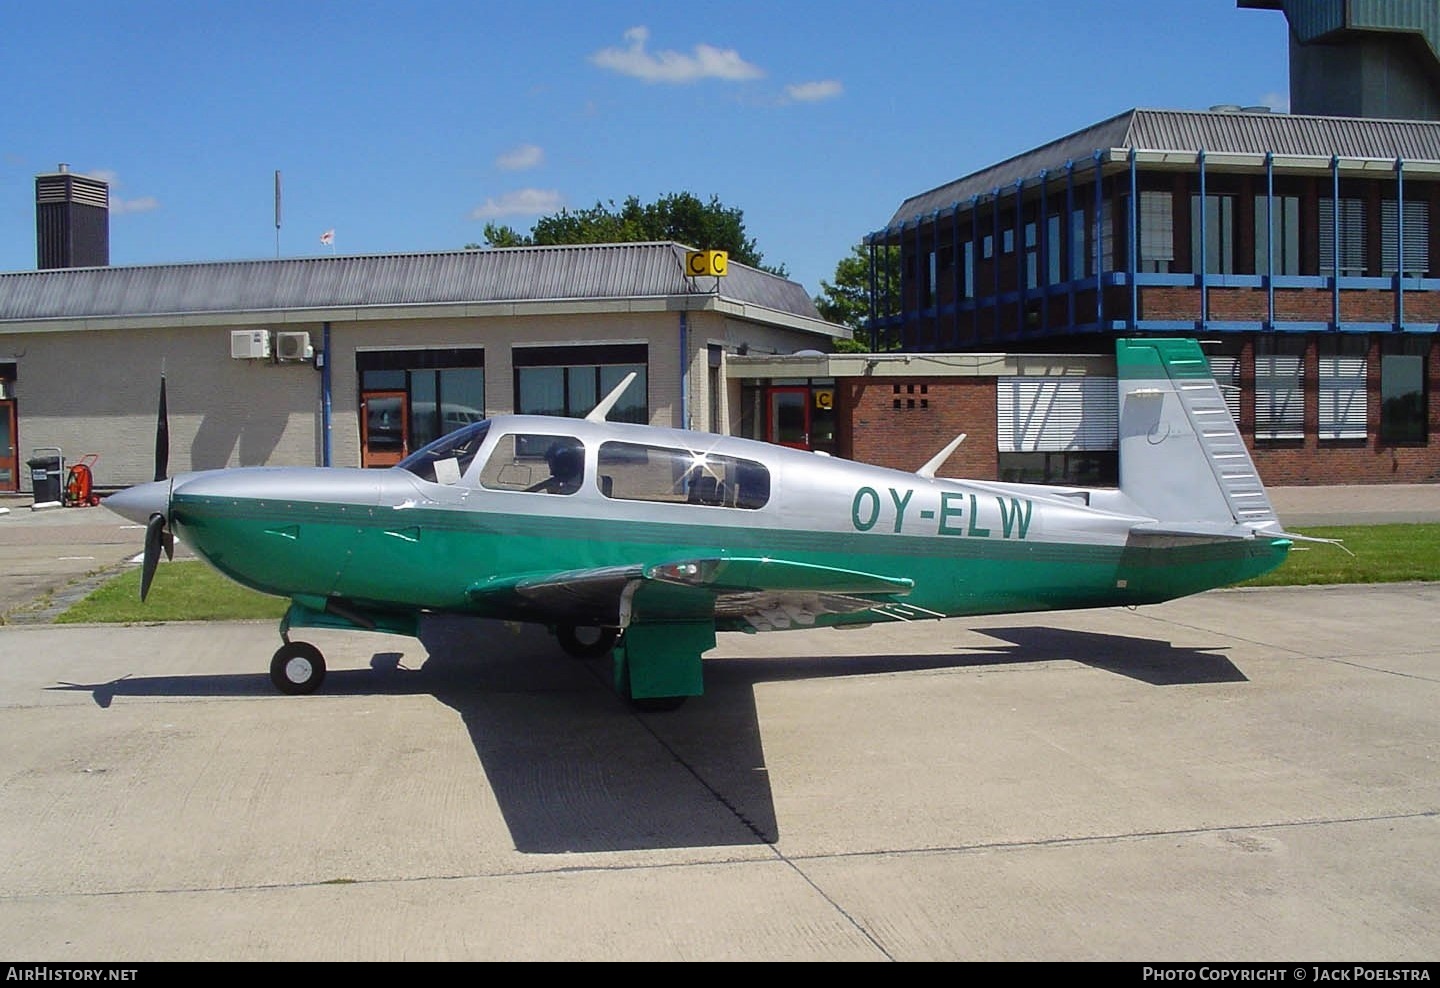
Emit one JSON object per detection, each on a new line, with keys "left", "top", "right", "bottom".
{"left": 0, "top": 1, "right": 1291, "bottom": 295}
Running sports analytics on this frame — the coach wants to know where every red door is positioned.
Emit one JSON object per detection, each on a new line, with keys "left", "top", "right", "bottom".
{"left": 766, "top": 387, "right": 810, "bottom": 449}
{"left": 0, "top": 400, "right": 16, "bottom": 493}
{"left": 360, "top": 391, "right": 408, "bottom": 467}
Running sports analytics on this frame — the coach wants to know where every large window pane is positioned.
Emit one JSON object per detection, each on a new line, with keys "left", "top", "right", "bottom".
{"left": 1255, "top": 336, "right": 1305, "bottom": 440}
{"left": 1254, "top": 194, "right": 1300, "bottom": 276}
{"left": 1190, "top": 194, "right": 1236, "bottom": 274}
{"left": 409, "top": 371, "right": 439, "bottom": 449}
{"left": 1381, "top": 339, "right": 1428, "bottom": 443}
{"left": 438, "top": 368, "right": 486, "bottom": 433}
{"left": 1138, "top": 191, "right": 1174, "bottom": 273}
{"left": 1381, "top": 200, "right": 1430, "bottom": 277}
{"left": 517, "top": 366, "right": 566, "bottom": 417}
{"left": 1319, "top": 198, "right": 1367, "bottom": 276}
{"left": 1318, "top": 337, "right": 1367, "bottom": 441}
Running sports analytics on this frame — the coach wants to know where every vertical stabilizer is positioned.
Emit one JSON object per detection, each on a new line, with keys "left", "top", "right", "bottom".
{"left": 1117, "top": 338, "right": 1278, "bottom": 530}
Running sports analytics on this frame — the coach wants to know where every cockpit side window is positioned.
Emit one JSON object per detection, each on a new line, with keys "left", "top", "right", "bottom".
{"left": 597, "top": 441, "right": 769, "bottom": 509}
{"left": 479, "top": 434, "right": 586, "bottom": 495}
{"left": 397, "top": 421, "right": 490, "bottom": 484}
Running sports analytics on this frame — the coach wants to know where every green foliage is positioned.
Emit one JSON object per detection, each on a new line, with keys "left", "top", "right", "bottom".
{"left": 814, "top": 243, "right": 900, "bottom": 349}
{"left": 479, "top": 192, "right": 785, "bottom": 275}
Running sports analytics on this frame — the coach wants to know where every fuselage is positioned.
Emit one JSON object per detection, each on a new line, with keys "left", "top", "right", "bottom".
{"left": 112, "top": 415, "right": 1290, "bottom": 630}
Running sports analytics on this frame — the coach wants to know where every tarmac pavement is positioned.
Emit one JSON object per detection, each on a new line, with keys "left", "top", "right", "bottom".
{"left": 0, "top": 485, "right": 1436, "bottom": 961}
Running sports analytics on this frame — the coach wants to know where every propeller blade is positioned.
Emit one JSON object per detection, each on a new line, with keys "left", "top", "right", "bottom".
{"left": 154, "top": 374, "right": 170, "bottom": 482}
{"left": 140, "top": 512, "right": 165, "bottom": 601}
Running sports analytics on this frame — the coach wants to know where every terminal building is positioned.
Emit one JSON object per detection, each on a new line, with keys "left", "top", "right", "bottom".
{"left": 860, "top": 0, "right": 1440, "bottom": 486}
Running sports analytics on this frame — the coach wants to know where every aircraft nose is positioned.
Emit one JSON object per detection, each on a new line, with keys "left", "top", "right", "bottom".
{"left": 104, "top": 480, "right": 171, "bottom": 525}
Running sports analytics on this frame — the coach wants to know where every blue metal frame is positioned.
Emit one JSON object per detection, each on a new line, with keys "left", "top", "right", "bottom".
{"left": 864, "top": 150, "right": 1440, "bottom": 347}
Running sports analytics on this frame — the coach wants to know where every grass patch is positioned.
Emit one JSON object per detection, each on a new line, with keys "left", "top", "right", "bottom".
{"left": 1240, "top": 524, "right": 1440, "bottom": 587}
{"left": 56, "top": 560, "right": 288, "bottom": 623}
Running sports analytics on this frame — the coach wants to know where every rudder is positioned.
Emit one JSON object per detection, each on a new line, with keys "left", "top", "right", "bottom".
{"left": 1116, "top": 338, "right": 1279, "bottom": 531}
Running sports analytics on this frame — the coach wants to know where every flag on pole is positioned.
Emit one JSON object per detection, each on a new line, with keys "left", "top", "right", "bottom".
{"left": 319, "top": 229, "right": 334, "bottom": 246}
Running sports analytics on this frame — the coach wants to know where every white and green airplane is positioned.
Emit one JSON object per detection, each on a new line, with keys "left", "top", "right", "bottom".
{"left": 105, "top": 338, "right": 1295, "bottom": 711}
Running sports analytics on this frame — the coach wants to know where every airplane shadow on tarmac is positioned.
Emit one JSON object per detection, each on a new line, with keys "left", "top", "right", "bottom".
{"left": 49, "top": 616, "right": 1244, "bottom": 854}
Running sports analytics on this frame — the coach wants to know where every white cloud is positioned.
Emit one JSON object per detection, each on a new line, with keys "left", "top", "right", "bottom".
{"left": 1258, "top": 91, "right": 1291, "bottom": 113}
{"left": 496, "top": 144, "right": 545, "bottom": 171}
{"left": 79, "top": 169, "right": 158, "bottom": 214}
{"left": 785, "top": 79, "right": 843, "bottom": 103}
{"left": 590, "top": 26, "right": 764, "bottom": 84}
{"left": 110, "top": 196, "right": 159, "bottom": 215}
{"left": 469, "top": 188, "right": 564, "bottom": 220}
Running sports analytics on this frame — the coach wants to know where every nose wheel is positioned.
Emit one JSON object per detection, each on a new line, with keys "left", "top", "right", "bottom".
{"left": 270, "top": 641, "right": 327, "bottom": 695}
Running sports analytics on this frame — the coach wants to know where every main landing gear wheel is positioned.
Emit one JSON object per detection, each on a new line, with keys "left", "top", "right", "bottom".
{"left": 556, "top": 624, "right": 620, "bottom": 659}
{"left": 270, "top": 641, "right": 327, "bottom": 695}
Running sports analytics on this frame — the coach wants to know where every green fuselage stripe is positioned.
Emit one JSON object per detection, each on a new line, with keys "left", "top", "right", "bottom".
{"left": 173, "top": 494, "right": 1289, "bottom": 628}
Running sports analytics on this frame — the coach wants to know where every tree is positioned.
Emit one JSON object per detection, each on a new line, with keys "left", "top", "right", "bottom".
{"left": 814, "top": 243, "right": 900, "bottom": 351}
{"left": 478, "top": 192, "right": 785, "bottom": 275}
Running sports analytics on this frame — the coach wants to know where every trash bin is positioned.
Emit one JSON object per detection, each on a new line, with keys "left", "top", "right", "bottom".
{"left": 28, "top": 448, "right": 62, "bottom": 504}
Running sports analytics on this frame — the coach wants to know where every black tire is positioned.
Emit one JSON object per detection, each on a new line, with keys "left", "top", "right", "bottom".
{"left": 630, "top": 694, "right": 687, "bottom": 713}
{"left": 270, "top": 641, "right": 327, "bottom": 695}
{"left": 556, "top": 624, "right": 619, "bottom": 659}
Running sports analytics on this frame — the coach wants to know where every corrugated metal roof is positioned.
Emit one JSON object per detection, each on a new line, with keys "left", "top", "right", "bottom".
{"left": 883, "top": 108, "right": 1440, "bottom": 228}
{"left": 0, "top": 241, "right": 821, "bottom": 323}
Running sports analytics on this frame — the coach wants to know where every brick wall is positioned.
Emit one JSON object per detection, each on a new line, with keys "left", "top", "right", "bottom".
{"left": 1246, "top": 334, "right": 1440, "bottom": 485}
{"left": 842, "top": 377, "right": 998, "bottom": 477}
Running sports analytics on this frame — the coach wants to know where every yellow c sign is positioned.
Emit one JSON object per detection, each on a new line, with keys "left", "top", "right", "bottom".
{"left": 686, "top": 250, "right": 728, "bottom": 277}
{"left": 815, "top": 390, "right": 834, "bottom": 410}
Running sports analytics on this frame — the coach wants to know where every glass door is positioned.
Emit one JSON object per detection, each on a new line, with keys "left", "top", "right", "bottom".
{"left": 766, "top": 387, "right": 811, "bottom": 449}
{"left": 0, "top": 400, "right": 15, "bottom": 492}
{"left": 360, "top": 390, "right": 408, "bottom": 467}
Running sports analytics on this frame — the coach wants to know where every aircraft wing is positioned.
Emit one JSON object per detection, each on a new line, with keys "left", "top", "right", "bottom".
{"left": 467, "top": 557, "right": 914, "bottom": 630}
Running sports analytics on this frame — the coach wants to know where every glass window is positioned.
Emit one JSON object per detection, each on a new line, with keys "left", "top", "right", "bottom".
{"left": 1046, "top": 213, "right": 1062, "bottom": 285}
{"left": 1319, "top": 198, "right": 1367, "bottom": 276}
{"left": 439, "top": 368, "right": 487, "bottom": 434}
{"left": 1138, "top": 191, "right": 1174, "bottom": 273}
{"left": 398, "top": 421, "right": 490, "bottom": 484}
{"left": 1318, "top": 337, "right": 1367, "bottom": 441}
{"left": 597, "top": 441, "right": 770, "bottom": 509}
{"left": 1254, "top": 194, "right": 1301, "bottom": 276}
{"left": 997, "top": 451, "right": 1117, "bottom": 486}
{"left": 1069, "top": 209, "right": 1087, "bottom": 280}
{"left": 1202, "top": 340, "right": 1243, "bottom": 425}
{"left": 1024, "top": 221, "right": 1038, "bottom": 289}
{"left": 1381, "top": 337, "right": 1428, "bottom": 443}
{"left": 479, "top": 433, "right": 585, "bottom": 495}
{"left": 1381, "top": 200, "right": 1430, "bottom": 277}
{"left": 516, "top": 363, "right": 647, "bottom": 424}
{"left": 1255, "top": 336, "right": 1305, "bottom": 440}
{"left": 1190, "top": 193, "right": 1236, "bottom": 274}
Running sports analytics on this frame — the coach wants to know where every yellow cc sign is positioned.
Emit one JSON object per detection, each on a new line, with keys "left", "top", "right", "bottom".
{"left": 686, "top": 250, "right": 728, "bottom": 277}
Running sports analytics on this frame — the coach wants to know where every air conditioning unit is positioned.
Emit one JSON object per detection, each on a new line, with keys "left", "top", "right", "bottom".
{"left": 230, "top": 329, "right": 271, "bottom": 360}
{"left": 275, "top": 331, "right": 314, "bottom": 362}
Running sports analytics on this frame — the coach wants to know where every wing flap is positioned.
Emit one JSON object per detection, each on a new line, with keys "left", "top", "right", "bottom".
{"left": 467, "top": 556, "right": 912, "bottom": 628}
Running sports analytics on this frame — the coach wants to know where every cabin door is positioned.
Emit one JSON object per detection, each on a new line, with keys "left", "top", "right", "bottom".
{"left": 0, "top": 400, "right": 16, "bottom": 493}
{"left": 360, "top": 390, "right": 409, "bottom": 467}
{"left": 766, "top": 387, "right": 811, "bottom": 450}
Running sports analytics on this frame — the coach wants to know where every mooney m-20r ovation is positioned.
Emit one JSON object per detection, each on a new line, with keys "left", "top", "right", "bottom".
{"left": 105, "top": 338, "right": 1303, "bottom": 710}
